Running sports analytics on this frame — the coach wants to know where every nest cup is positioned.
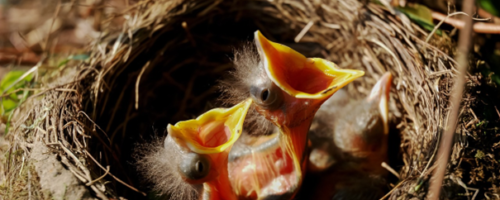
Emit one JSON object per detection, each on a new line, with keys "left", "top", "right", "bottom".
{"left": 4, "top": 0, "right": 496, "bottom": 199}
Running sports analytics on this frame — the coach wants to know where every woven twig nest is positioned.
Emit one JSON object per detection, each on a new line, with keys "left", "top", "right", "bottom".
{"left": 2, "top": 0, "right": 498, "bottom": 199}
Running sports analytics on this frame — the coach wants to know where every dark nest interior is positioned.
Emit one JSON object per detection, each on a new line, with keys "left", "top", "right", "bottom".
{"left": 1, "top": 0, "right": 499, "bottom": 199}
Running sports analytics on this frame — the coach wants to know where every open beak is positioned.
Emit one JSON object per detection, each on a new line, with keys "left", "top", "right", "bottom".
{"left": 254, "top": 30, "right": 364, "bottom": 99}
{"left": 167, "top": 99, "right": 252, "bottom": 200}
{"left": 367, "top": 72, "right": 392, "bottom": 134}
{"left": 252, "top": 30, "right": 364, "bottom": 198}
{"left": 168, "top": 98, "right": 252, "bottom": 154}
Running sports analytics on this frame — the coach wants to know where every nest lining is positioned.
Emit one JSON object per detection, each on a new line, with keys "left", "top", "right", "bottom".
{"left": 2, "top": 0, "right": 497, "bottom": 199}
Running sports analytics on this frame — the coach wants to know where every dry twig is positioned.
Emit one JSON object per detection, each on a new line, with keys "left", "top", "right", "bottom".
{"left": 428, "top": 0, "right": 475, "bottom": 199}
{"left": 432, "top": 11, "right": 500, "bottom": 34}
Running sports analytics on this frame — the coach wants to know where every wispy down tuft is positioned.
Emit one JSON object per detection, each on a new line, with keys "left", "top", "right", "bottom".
{"left": 134, "top": 137, "right": 200, "bottom": 200}
{"left": 219, "top": 42, "right": 275, "bottom": 136}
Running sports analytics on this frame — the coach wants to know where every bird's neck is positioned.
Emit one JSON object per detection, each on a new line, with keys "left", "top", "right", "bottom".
{"left": 278, "top": 120, "right": 312, "bottom": 196}
{"left": 281, "top": 122, "right": 311, "bottom": 163}
{"left": 203, "top": 157, "right": 237, "bottom": 200}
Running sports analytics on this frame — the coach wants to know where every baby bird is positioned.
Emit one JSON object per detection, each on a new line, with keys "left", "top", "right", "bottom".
{"left": 227, "top": 73, "right": 393, "bottom": 200}
{"left": 309, "top": 72, "right": 393, "bottom": 175}
{"left": 300, "top": 72, "right": 393, "bottom": 200}
{"left": 221, "top": 30, "right": 364, "bottom": 199}
{"left": 137, "top": 99, "right": 252, "bottom": 200}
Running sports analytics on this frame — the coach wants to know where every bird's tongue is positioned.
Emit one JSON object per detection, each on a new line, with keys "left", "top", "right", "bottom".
{"left": 198, "top": 120, "right": 231, "bottom": 148}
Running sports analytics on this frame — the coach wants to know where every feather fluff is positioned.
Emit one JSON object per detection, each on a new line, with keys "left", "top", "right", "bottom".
{"left": 134, "top": 136, "right": 201, "bottom": 200}
{"left": 218, "top": 43, "right": 275, "bottom": 136}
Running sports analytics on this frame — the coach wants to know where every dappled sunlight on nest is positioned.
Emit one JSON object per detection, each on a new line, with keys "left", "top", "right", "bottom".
{"left": 0, "top": 0, "right": 498, "bottom": 199}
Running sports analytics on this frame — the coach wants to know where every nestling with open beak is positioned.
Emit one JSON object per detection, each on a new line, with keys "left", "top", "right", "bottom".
{"left": 298, "top": 72, "right": 393, "bottom": 200}
{"left": 220, "top": 30, "right": 364, "bottom": 199}
{"left": 227, "top": 73, "right": 393, "bottom": 200}
{"left": 136, "top": 99, "right": 252, "bottom": 200}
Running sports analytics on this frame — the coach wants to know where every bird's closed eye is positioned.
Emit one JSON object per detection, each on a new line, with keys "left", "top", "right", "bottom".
{"left": 179, "top": 153, "right": 211, "bottom": 181}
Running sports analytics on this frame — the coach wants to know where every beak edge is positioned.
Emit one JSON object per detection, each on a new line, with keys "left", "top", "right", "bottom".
{"left": 168, "top": 99, "right": 253, "bottom": 154}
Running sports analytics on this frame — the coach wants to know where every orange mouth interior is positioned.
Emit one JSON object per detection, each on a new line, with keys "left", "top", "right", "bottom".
{"left": 254, "top": 30, "right": 364, "bottom": 99}
{"left": 272, "top": 61, "right": 334, "bottom": 94}
{"left": 197, "top": 121, "right": 232, "bottom": 148}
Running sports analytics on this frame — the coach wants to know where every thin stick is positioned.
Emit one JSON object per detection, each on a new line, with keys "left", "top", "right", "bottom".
{"left": 86, "top": 165, "right": 110, "bottom": 186}
{"left": 1, "top": 88, "right": 39, "bottom": 98}
{"left": 19, "top": 156, "right": 25, "bottom": 176}
{"left": 494, "top": 106, "right": 500, "bottom": 119}
{"left": 427, "top": 11, "right": 491, "bottom": 43}
{"left": 426, "top": 12, "right": 468, "bottom": 43}
{"left": 478, "top": 8, "right": 500, "bottom": 23}
{"left": 467, "top": 187, "right": 479, "bottom": 200}
{"left": 369, "top": 39, "right": 403, "bottom": 71}
{"left": 182, "top": 22, "right": 197, "bottom": 47}
{"left": 420, "top": 126, "right": 442, "bottom": 179}
{"left": 432, "top": 11, "right": 500, "bottom": 34}
{"left": 54, "top": 88, "right": 78, "bottom": 93}
{"left": 380, "top": 181, "right": 404, "bottom": 200}
{"left": 79, "top": 111, "right": 111, "bottom": 144}
{"left": 2, "top": 59, "right": 43, "bottom": 93}
{"left": 43, "top": 0, "right": 62, "bottom": 51}
{"left": 381, "top": 162, "right": 400, "bottom": 179}
{"left": 295, "top": 21, "right": 314, "bottom": 43}
{"left": 427, "top": 0, "right": 475, "bottom": 199}
{"left": 28, "top": 166, "right": 31, "bottom": 200}
{"left": 135, "top": 61, "right": 150, "bottom": 110}
{"left": 84, "top": 150, "right": 146, "bottom": 196}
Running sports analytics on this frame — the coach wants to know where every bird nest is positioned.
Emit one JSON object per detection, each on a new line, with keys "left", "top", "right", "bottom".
{"left": 2, "top": 0, "right": 498, "bottom": 199}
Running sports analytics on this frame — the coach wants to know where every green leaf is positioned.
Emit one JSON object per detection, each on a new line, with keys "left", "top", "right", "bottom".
{"left": 414, "top": 178, "right": 424, "bottom": 192}
{"left": 57, "top": 59, "right": 70, "bottom": 67}
{"left": 0, "top": 71, "right": 29, "bottom": 91}
{"left": 478, "top": 0, "right": 500, "bottom": 17}
{"left": 397, "top": 3, "right": 442, "bottom": 35}
{"left": 1, "top": 99, "right": 17, "bottom": 113}
{"left": 0, "top": 70, "right": 34, "bottom": 116}
{"left": 476, "top": 120, "right": 489, "bottom": 128}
